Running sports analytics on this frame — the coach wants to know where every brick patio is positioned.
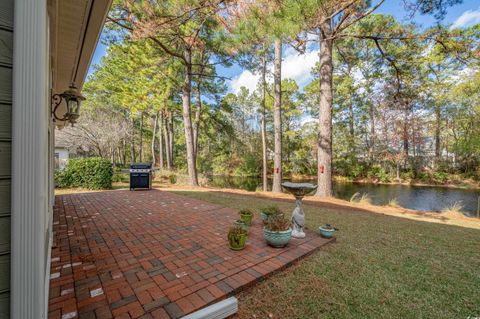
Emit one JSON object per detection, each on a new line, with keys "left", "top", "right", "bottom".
{"left": 48, "top": 190, "right": 335, "bottom": 319}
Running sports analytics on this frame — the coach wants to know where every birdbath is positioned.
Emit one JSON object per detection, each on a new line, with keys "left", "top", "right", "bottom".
{"left": 281, "top": 182, "right": 318, "bottom": 239}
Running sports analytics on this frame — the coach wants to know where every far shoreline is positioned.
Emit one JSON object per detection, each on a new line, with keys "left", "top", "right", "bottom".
{"left": 195, "top": 173, "right": 480, "bottom": 191}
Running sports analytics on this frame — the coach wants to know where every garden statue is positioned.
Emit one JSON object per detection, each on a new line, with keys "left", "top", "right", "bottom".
{"left": 281, "top": 182, "right": 318, "bottom": 238}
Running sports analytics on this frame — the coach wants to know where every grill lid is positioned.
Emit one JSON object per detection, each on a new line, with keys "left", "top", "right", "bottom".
{"left": 130, "top": 163, "right": 152, "bottom": 169}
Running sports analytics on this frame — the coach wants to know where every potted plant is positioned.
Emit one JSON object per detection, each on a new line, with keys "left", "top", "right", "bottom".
{"left": 239, "top": 209, "right": 254, "bottom": 225}
{"left": 260, "top": 205, "right": 284, "bottom": 223}
{"left": 228, "top": 225, "right": 248, "bottom": 250}
{"left": 233, "top": 219, "right": 249, "bottom": 232}
{"left": 263, "top": 217, "right": 292, "bottom": 248}
{"left": 318, "top": 224, "right": 338, "bottom": 238}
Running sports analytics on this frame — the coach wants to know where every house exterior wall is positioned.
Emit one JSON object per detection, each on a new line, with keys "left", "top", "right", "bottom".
{"left": 0, "top": 0, "right": 13, "bottom": 317}
{"left": 11, "top": 0, "right": 52, "bottom": 318}
{"left": 4, "top": 0, "right": 110, "bottom": 317}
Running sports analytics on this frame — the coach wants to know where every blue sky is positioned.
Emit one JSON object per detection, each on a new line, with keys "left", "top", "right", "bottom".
{"left": 88, "top": 0, "right": 480, "bottom": 93}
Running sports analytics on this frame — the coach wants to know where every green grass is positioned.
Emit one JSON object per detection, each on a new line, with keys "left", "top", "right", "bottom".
{"left": 170, "top": 190, "right": 480, "bottom": 319}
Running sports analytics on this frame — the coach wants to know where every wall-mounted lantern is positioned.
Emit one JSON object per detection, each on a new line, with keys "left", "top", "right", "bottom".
{"left": 51, "top": 84, "right": 85, "bottom": 126}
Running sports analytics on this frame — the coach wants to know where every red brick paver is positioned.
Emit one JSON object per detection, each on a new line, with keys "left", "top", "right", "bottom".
{"left": 48, "top": 190, "right": 334, "bottom": 318}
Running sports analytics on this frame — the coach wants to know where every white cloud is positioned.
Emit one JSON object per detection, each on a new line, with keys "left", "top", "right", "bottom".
{"left": 229, "top": 48, "right": 319, "bottom": 93}
{"left": 282, "top": 49, "right": 319, "bottom": 87}
{"left": 450, "top": 8, "right": 480, "bottom": 29}
{"left": 230, "top": 70, "right": 260, "bottom": 94}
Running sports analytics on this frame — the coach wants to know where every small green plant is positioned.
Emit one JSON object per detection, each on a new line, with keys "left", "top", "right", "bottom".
{"left": 387, "top": 197, "right": 400, "bottom": 207}
{"left": 442, "top": 201, "right": 464, "bottom": 214}
{"left": 168, "top": 174, "right": 177, "bottom": 184}
{"left": 260, "top": 205, "right": 283, "bottom": 216}
{"left": 350, "top": 192, "right": 371, "bottom": 204}
{"left": 264, "top": 217, "right": 291, "bottom": 232}
{"left": 432, "top": 171, "right": 449, "bottom": 184}
{"left": 320, "top": 224, "right": 338, "bottom": 231}
{"left": 239, "top": 208, "right": 254, "bottom": 225}
{"left": 350, "top": 192, "right": 360, "bottom": 202}
{"left": 359, "top": 193, "right": 371, "bottom": 204}
{"left": 227, "top": 225, "right": 248, "bottom": 250}
{"left": 260, "top": 205, "right": 284, "bottom": 223}
{"left": 239, "top": 208, "right": 253, "bottom": 215}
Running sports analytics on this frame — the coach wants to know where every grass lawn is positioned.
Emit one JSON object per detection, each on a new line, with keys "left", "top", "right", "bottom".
{"left": 168, "top": 189, "right": 480, "bottom": 319}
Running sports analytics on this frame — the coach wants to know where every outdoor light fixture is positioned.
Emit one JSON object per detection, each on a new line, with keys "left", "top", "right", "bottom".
{"left": 51, "top": 84, "right": 85, "bottom": 126}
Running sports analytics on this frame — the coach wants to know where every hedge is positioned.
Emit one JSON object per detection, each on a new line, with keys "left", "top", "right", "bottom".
{"left": 55, "top": 157, "right": 113, "bottom": 189}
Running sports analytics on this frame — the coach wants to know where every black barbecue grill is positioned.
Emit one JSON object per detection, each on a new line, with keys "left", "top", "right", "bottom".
{"left": 129, "top": 163, "right": 152, "bottom": 190}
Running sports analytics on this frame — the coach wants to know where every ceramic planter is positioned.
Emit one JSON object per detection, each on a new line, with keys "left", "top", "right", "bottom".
{"left": 234, "top": 220, "right": 249, "bottom": 232}
{"left": 228, "top": 232, "right": 247, "bottom": 250}
{"left": 239, "top": 212, "right": 253, "bottom": 225}
{"left": 263, "top": 228, "right": 292, "bottom": 248}
{"left": 319, "top": 226, "right": 335, "bottom": 238}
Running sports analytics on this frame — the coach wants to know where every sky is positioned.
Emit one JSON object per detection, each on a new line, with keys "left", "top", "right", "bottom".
{"left": 88, "top": 0, "right": 480, "bottom": 94}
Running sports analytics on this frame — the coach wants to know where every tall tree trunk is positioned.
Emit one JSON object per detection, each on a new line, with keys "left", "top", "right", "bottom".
{"left": 151, "top": 112, "right": 158, "bottom": 167}
{"left": 119, "top": 145, "right": 124, "bottom": 166}
{"left": 182, "top": 48, "right": 198, "bottom": 186}
{"left": 316, "top": 22, "right": 334, "bottom": 197}
{"left": 131, "top": 116, "right": 136, "bottom": 163}
{"left": 193, "top": 82, "right": 202, "bottom": 157}
{"left": 168, "top": 111, "right": 174, "bottom": 168}
{"left": 403, "top": 105, "right": 409, "bottom": 163}
{"left": 434, "top": 105, "right": 441, "bottom": 162}
{"left": 139, "top": 112, "right": 144, "bottom": 162}
{"left": 158, "top": 111, "right": 164, "bottom": 169}
{"left": 348, "top": 94, "right": 355, "bottom": 151}
{"left": 261, "top": 54, "right": 268, "bottom": 192}
{"left": 368, "top": 90, "right": 375, "bottom": 161}
{"left": 272, "top": 38, "right": 283, "bottom": 193}
{"left": 122, "top": 139, "right": 127, "bottom": 166}
{"left": 163, "top": 111, "right": 171, "bottom": 170}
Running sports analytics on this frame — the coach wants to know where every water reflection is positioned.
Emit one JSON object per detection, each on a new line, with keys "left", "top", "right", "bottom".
{"left": 205, "top": 175, "right": 480, "bottom": 216}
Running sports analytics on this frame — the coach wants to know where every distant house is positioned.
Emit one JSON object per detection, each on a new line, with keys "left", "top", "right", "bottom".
{"left": 54, "top": 145, "right": 70, "bottom": 170}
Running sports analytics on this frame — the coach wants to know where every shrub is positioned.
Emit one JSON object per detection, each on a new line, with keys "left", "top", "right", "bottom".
{"left": 54, "top": 170, "right": 72, "bottom": 188}
{"left": 112, "top": 171, "right": 128, "bottom": 183}
{"left": 55, "top": 157, "right": 113, "bottom": 189}
{"left": 168, "top": 174, "right": 177, "bottom": 184}
{"left": 233, "top": 153, "right": 260, "bottom": 177}
{"left": 432, "top": 171, "right": 449, "bottom": 184}
{"left": 400, "top": 171, "right": 414, "bottom": 181}
{"left": 367, "top": 165, "right": 390, "bottom": 182}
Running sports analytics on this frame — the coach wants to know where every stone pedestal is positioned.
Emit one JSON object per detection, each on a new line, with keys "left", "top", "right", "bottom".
{"left": 281, "top": 182, "right": 318, "bottom": 239}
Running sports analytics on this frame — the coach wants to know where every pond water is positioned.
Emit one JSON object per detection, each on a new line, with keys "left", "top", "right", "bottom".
{"left": 204, "top": 175, "right": 480, "bottom": 217}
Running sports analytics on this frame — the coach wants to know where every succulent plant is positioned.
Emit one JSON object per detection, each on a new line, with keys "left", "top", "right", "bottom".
{"left": 264, "top": 217, "right": 291, "bottom": 232}
{"left": 239, "top": 208, "right": 253, "bottom": 215}
{"left": 260, "top": 205, "right": 283, "bottom": 216}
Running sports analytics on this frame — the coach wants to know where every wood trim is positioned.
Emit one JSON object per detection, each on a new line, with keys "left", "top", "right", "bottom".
{"left": 73, "top": 0, "right": 112, "bottom": 90}
{"left": 11, "top": 1, "right": 49, "bottom": 318}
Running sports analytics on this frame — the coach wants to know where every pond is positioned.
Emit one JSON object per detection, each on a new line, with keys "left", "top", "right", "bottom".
{"left": 204, "top": 175, "right": 480, "bottom": 217}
